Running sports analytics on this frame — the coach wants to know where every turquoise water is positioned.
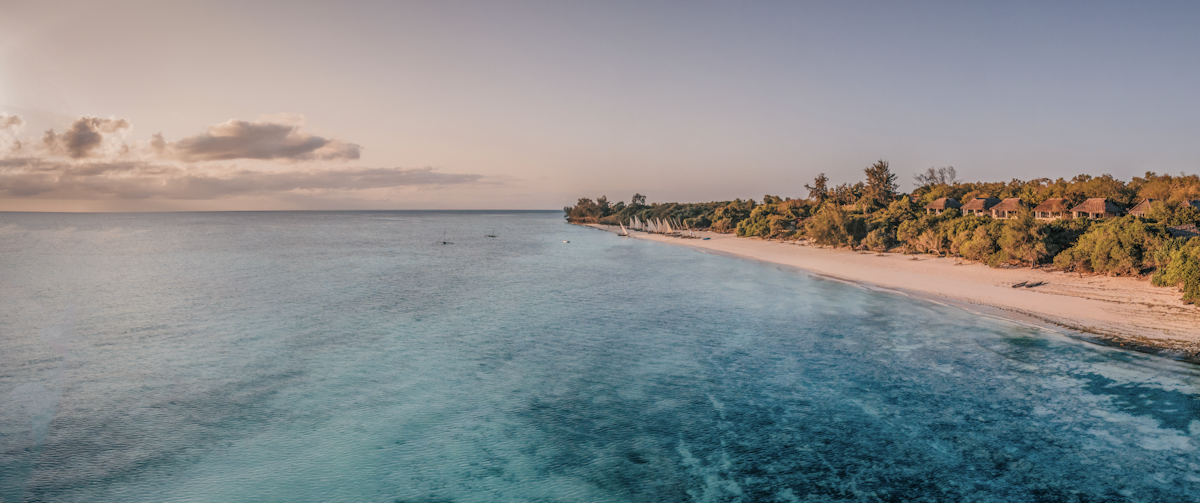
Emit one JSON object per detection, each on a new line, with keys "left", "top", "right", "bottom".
{"left": 2, "top": 211, "right": 1199, "bottom": 502}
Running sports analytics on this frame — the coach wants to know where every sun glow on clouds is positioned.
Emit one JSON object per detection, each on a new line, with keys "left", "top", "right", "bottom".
{"left": 0, "top": 113, "right": 483, "bottom": 209}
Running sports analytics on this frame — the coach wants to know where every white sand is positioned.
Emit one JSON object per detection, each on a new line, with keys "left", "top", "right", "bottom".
{"left": 586, "top": 224, "right": 1200, "bottom": 356}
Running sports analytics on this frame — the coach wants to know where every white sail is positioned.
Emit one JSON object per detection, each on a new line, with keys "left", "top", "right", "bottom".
{"left": 619, "top": 222, "right": 628, "bottom": 236}
{"left": 665, "top": 220, "right": 673, "bottom": 233}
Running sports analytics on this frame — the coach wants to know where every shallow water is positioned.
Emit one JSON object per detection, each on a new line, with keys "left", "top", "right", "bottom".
{"left": 2, "top": 211, "right": 1199, "bottom": 502}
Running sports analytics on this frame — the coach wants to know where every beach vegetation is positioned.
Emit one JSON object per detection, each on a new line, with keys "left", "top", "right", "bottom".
{"left": 913, "top": 166, "right": 959, "bottom": 188}
{"left": 805, "top": 204, "right": 866, "bottom": 247}
{"left": 862, "top": 159, "right": 899, "bottom": 209}
{"left": 1053, "top": 217, "right": 1167, "bottom": 276}
{"left": 565, "top": 167, "right": 1200, "bottom": 300}
{"left": 1152, "top": 238, "right": 1200, "bottom": 304}
{"left": 805, "top": 173, "right": 830, "bottom": 204}
{"left": 998, "top": 209, "right": 1050, "bottom": 267}
{"left": 862, "top": 228, "right": 893, "bottom": 252}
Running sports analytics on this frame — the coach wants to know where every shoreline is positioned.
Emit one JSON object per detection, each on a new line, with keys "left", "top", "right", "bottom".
{"left": 581, "top": 223, "right": 1200, "bottom": 363}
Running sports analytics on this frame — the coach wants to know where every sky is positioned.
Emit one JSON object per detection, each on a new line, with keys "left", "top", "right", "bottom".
{"left": 1, "top": 0, "right": 1199, "bottom": 211}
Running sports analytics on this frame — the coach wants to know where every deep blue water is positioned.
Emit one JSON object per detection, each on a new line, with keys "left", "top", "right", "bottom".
{"left": 2, "top": 211, "right": 1200, "bottom": 502}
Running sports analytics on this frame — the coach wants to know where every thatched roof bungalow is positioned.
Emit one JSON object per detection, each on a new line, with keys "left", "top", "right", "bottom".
{"left": 1128, "top": 198, "right": 1158, "bottom": 217}
{"left": 990, "top": 198, "right": 1025, "bottom": 219}
{"left": 961, "top": 197, "right": 1000, "bottom": 216}
{"left": 1070, "top": 198, "right": 1123, "bottom": 219}
{"left": 925, "top": 197, "right": 961, "bottom": 215}
{"left": 1168, "top": 224, "right": 1200, "bottom": 238}
{"left": 1032, "top": 198, "right": 1070, "bottom": 220}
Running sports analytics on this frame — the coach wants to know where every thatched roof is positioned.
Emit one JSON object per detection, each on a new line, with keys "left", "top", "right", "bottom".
{"left": 1168, "top": 224, "right": 1199, "bottom": 238}
{"left": 1069, "top": 198, "right": 1123, "bottom": 215}
{"left": 1128, "top": 198, "right": 1157, "bottom": 215}
{"left": 1032, "top": 199, "right": 1070, "bottom": 212}
{"left": 991, "top": 198, "right": 1025, "bottom": 212}
{"left": 925, "top": 197, "right": 961, "bottom": 210}
{"left": 961, "top": 197, "right": 1000, "bottom": 211}
{"left": 1032, "top": 198, "right": 1070, "bottom": 213}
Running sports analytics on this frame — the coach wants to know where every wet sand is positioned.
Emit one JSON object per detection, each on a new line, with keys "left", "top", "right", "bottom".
{"left": 585, "top": 224, "right": 1200, "bottom": 361}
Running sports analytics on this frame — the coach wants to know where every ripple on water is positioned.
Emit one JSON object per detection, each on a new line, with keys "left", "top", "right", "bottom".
{"left": 1, "top": 211, "right": 1198, "bottom": 502}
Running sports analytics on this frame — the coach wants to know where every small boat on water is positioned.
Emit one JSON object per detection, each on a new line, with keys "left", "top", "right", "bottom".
{"left": 619, "top": 223, "right": 629, "bottom": 236}
{"left": 485, "top": 229, "right": 498, "bottom": 238}
{"left": 436, "top": 230, "right": 453, "bottom": 245}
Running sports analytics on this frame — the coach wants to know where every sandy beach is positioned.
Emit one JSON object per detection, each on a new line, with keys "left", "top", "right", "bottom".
{"left": 585, "top": 224, "right": 1200, "bottom": 361}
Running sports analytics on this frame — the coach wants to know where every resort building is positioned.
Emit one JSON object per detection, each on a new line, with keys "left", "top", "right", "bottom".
{"left": 989, "top": 198, "right": 1025, "bottom": 219}
{"left": 1069, "top": 198, "right": 1123, "bottom": 219}
{"left": 925, "top": 197, "right": 961, "bottom": 215}
{"left": 1128, "top": 198, "right": 1158, "bottom": 217}
{"left": 1168, "top": 224, "right": 1200, "bottom": 238}
{"left": 961, "top": 197, "right": 1000, "bottom": 216}
{"left": 1032, "top": 198, "right": 1070, "bottom": 220}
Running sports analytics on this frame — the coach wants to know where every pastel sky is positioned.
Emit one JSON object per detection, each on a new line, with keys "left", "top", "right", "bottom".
{"left": 2, "top": 0, "right": 1198, "bottom": 211}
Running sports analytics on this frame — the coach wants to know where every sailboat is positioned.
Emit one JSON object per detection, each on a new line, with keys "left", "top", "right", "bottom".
{"left": 436, "top": 230, "right": 453, "bottom": 245}
{"left": 485, "top": 229, "right": 498, "bottom": 238}
{"left": 619, "top": 222, "right": 629, "bottom": 236}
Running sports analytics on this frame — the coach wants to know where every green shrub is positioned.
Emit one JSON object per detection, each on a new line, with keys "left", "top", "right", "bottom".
{"left": 805, "top": 204, "right": 866, "bottom": 248}
{"left": 998, "top": 210, "right": 1049, "bottom": 267}
{"left": 1152, "top": 238, "right": 1200, "bottom": 304}
{"left": 862, "top": 228, "right": 894, "bottom": 252}
{"left": 1053, "top": 216, "right": 1167, "bottom": 275}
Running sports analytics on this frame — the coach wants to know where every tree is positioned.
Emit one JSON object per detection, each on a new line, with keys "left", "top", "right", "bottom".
{"left": 1152, "top": 238, "right": 1200, "bottom": 304}
{"left": 1053, "top": 217, "right": 1166, "bottom": 275}
{"left": 805, "top": 204, "right": 866, "bottom": 248}
{"left": 913, "top": 166, "right": 958, "bottom": 188}
{"left": 863, "top": 159, "right": 898, "bottom": 208}
{"left": 862, "top": 228, "right": 893, "bottom": 252}
{"left": 805, "top": 173, "right": 830, "bottom": 203}
{"left": 999, "top": 209, "right": 1049, "bottom": 267}
{"left": 831, "top": 182, "right": 864, "bottom": 205}
{"left": 631, "top": 193, "right": 646, "bottom": 206}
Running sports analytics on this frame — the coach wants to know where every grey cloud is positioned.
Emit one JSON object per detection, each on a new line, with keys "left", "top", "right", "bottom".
{"left": 41, "top": 116, "right": 131, "bottom": 158}
{"left": 1, "top": 114, "right": 24, "bottom": 153}
{"left": 1, "top": 114, "right": 23, "bottom": 131}
{"left": 0, "top": 114, "right": 482, "bottom": 202}
{"left": 171, "top": 119, "right": 361, "bottom": 161}
{"left": 0, "top": 160, "right": 481, "bottom": 199}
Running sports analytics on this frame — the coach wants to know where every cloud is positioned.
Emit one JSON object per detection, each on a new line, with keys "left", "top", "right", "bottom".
{"left": 42, "top": 116, "right": 131, "bottom": 158}
{"left": 0, "top": 159, "right": 481, "bottom": 199}
{"left": 1, "top": 114, "right": 23, "bottom": 131}
{"left": 169, "top": 119, "right": 361, "bottom": 161}
{"left": 1, "top": 113, "right": 24, "bottom": 153}
{"left": 0, "top": 113, "right": 483, "bottom": 203}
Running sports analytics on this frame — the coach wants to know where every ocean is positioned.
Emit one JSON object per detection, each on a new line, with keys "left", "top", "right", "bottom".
{"left": 2, "top": 211, "right": 1199, "bottom": 502}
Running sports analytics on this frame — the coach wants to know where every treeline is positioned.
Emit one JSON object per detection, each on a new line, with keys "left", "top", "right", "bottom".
{"left": 565, "top": 163, "right": 1200, "bottom": 303}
